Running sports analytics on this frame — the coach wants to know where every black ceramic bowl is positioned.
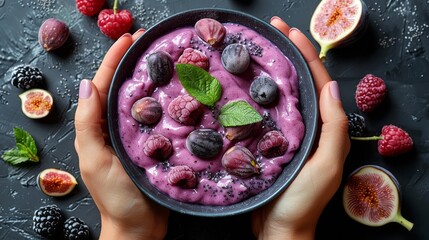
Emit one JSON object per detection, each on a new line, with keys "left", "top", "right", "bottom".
{"left": 108, "top": 8, "right": 317, "bottom": 217}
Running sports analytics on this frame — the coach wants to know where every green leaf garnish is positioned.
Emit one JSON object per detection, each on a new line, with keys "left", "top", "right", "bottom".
{"left": 218, "top": 100, "right": 263, "bottom": 127}
{"left": 1, "top": 127, "right": 39, "bottom": 165}
{"left": 176, "top": 63, "right": 222, "bottom": 107}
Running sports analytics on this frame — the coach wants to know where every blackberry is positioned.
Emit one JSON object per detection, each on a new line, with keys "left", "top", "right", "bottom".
{"left": 32, "top": 204, "right": 63, "bottom": 238}
{"left": 346, "top": 113, "right": 366, "bottom": 137}
{"left": 64, "top": 216, "right": 90, "bottom": 240}
{"left": 10, "top": 65, "right": 44, "bottom": 89}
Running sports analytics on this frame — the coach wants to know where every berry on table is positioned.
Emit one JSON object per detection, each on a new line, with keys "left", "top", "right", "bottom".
{"left": 346, "top": 112, "right": 366, "bottom": 137}
{"left": 355, "top": 74, "right": 387, "bottom": 112}
{"left": 64, "top": 216, "right": 90, "bottom": 240}
{"left": 97, "top": 0, "right": 133, "bottom": 39}
{"left": 32, "top": 205, "right": 63, "bottom": 238}
{"left": 351, "top": 124, "right": 413, "bottom": 157}
{"left": 10, "top": 65, "right": 44, "bottom": 89}
{"left": 76, "top": 0, "right": 106, "bottom": 16}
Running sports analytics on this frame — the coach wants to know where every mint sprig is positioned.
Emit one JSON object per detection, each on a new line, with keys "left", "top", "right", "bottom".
{"left": 176, "top": 63, "right": 222, "bottom": 107}
{"left": 218, "top": 100, "right": 263, "bottom": 127}
{"left": 1, "top": 127, "right": 39, "bottom": 165}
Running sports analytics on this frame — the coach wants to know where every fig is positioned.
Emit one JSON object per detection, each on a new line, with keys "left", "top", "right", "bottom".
{"left": 194, "top": 18, "right": 226, "bottom": 46}
{"left": 131, "top": 97, "right": 162, "bottom": 125}
{"left": 19, "top": 88, "right": 53, "bottom": 119}
{"left": 37, "top": 168, "right": 77, "bottom": 197}
{"left": 225, "top": 123, "right": 254, "bottom": 141}
{"left": 309, "top": 0, "right": 368, "bottom": 61}
{"left": 38, "top": 18, "right": 70, "bottom": 51}
{"left": 343, "top": 165, "right": 413, "bottom": 231}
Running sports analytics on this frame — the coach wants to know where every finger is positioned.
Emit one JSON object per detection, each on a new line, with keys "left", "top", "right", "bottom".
{"left": 270, "top": 16, "right": 290, "bottom": 36}
{"left": 132, "top": 28, "right": 145, "bottom": 41}
{"left": 311, "top": 81, "right": 350, "bottom": 174}
{"left": 74, "top": 80, "right": 105, "bottom": 164}
{"left": 93, "top": 33, "right": 134, "bottom": 112}
{"left": 288, "top": 28, "right": 331, "bottom": 96}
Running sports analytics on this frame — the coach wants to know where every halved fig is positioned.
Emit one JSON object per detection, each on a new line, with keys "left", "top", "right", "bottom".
{"left": 19, "top": 88, "right": 53, "bottom": 119}
{"left": 310, "top": 0, "right": 369, "bottom": 61}
{"left": 38, "top": 168, "right": 77, "bottom": 197}
{"left": 343, "top": 165, "right": 413, "bottom": 231}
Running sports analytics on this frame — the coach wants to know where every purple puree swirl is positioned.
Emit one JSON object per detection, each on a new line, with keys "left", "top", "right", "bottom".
{"left": 117, "top": 23, "right": 305, "bottom": 206}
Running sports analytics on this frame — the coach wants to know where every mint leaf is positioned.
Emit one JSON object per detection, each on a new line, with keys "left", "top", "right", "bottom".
{"left": 1, "top": 149, "right": 32, "bottom": 165}
{"left": 1, "top": 127, "right": 39, "bottom": 165}
{"left": 218, "top": 100, "right": 263, "bottom": 127}
{"left": 14, "top": 127, "right": 38, "bottom": 156}
{"left": 176, "top": 63, "right": 222, "bottom": 107}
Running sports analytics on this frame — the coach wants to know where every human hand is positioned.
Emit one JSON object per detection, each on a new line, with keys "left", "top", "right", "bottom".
{"left": 252, "top": 17, "right": 351, "bottom": 240}
{"left": 74, "top": 30, "right": 169, "bottom": 240}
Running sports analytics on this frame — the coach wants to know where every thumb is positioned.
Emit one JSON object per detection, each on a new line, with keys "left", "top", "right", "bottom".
{"left": 311, "top": 81, "right": 350, "bottom": 177}
{"left": 74, "top": 79, "right": 105, "bottom": 164}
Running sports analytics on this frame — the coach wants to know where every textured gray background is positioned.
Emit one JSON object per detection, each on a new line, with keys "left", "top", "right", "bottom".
{"left": 0, "top": 0, "right": 428, "bottom": 239}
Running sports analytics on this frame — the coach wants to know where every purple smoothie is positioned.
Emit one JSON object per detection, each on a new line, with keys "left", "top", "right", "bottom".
{"left": 117, "top": 22, "right": 304, "bottom": 206}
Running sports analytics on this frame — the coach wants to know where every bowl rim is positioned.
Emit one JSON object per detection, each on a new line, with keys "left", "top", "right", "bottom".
{"left": 108, "top": 7, "right": 318, "bottom": 217}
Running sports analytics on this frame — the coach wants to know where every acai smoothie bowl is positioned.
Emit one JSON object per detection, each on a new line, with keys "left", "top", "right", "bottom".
{"left": 108, "top": 8, "right": 317, "bottom": 216}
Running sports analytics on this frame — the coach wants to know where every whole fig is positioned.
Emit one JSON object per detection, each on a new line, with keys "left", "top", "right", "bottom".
{"left": 38, "top": 18, "right": 70, "bottom": 52}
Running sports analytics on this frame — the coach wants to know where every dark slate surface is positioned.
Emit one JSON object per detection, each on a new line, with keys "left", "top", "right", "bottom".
{"left": 0, "top": 0, "right": 428, "bottom": 239}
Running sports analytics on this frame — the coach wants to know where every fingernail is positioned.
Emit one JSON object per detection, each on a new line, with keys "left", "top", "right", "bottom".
{"left": 289, "top": 27, "right": 301, "bottom": 34}
{"left": 119, "top": 32, "right": 132, "bottom": 39}
{"left": 79, "top": 79, "right": 92, "bottom": 99}
{"left": 134, "top": 28, "right": 145, "bottom": 34}
{"left": 330, "top": 81, "right": 341, "bottom": 100}
{"left": 270, "top": 16, "right": 281, "bottom": 22}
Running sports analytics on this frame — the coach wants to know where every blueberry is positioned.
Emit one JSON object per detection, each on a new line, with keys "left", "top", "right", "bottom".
{"left": 250, "top": 76, "right": 279, "bottom": 105}
{"left": 147, "top": 51, "right": 174, "bottom": 85}
{"left": 221, "top": 43, "right": 250, "bottom": 74}
{"left": 186, "top": 129, "right": 223, "bottom": 159}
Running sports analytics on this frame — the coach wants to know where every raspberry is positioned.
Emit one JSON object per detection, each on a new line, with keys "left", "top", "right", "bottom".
{"left": 378, "top": 125, "right": 413, "bottom": 157}
{"left": 97, "top": 8, "right": 133, "bottom": 39}
{"left": 351, "top": 125, "right": 413, "bottom": 157}
{"left": 32, "top": 205, "right": 63, "bottom": 238}
{"left": 257, "top": 130, "right": 289, "bottom": 158}
{"left": 178, "top": 48, "right": 209, "bottom": 70}
{"left": 10, "top": 65, "right": 44, "bottom": 89}
{"left": 346, "top": 112, "right": 366, "bottom": 137}
{"left": 64, "top": 216, "right": 90, "bottom": 240}
{"left": 355, "top": 74, "right": 387, "bottom": 112}
{"left": 144, "top": 134, "right": 173, "bottom": 160}
{"left": 167, "top": 165, "right": 197, "bottom": 188}
{"left": 75, "top": 0, "right": 105, "bottom": 16}
{"left": 167, "top": 94, "right": 203, "bottom": 125}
